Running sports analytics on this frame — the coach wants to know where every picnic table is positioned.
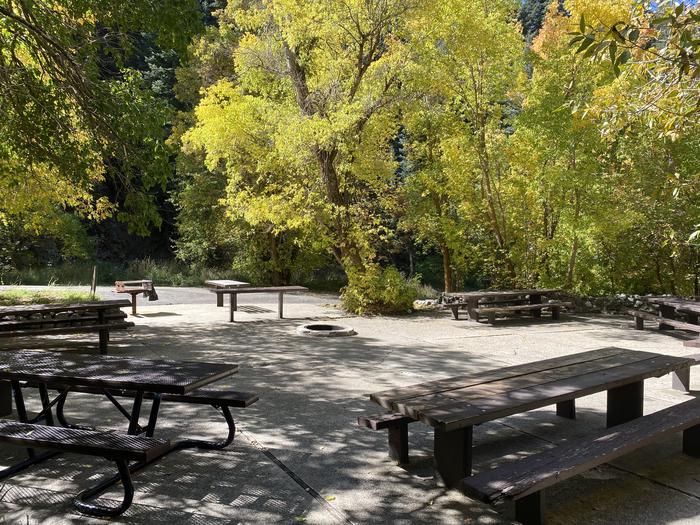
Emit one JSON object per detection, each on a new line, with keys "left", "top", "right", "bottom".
{"left": 210, "top": 285, "right": 309, "bottom": 322}
{"left": 628, "top": 297, "right": 700, "bottom": 346}
{"left": 441, "top": 288, "right": 567, "bottom": 322}
{"left": 364, "top": 347, "right": 694, "bottom": 488}
{"left": 0, "top": 300, "right": 133, "bottom": 354}
{"left": 0, "top": 349, "right": 257, "bottom": 516}
{"left": 205, "top": 279, "right": 250, "bottom": 307}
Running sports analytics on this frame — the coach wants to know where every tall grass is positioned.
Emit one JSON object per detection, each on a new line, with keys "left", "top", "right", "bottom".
{"left": 0, "top": 289, "right": 100, "bottom": 306}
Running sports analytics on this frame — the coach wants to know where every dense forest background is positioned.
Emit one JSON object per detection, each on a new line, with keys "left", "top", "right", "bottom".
{"left": 1, "top": 0, "right": 699, "bottom": 310}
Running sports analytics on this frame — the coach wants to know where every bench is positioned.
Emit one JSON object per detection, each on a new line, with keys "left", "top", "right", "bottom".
{"left": 35, "top": 383, "right": 259, "bottom": 408}
{"left": 628, "top": 308, "right": 700, "bottom": 334}
{"left": 115, "top": 280, "right": 157, "bottom": 315}
{"left": 210, "top": 285, "right": 309, "bottom": 322}
{"left": 474, "top": 302, "right": 572, "bottom": 323}
{"left": 0, "top": 420, "right": 169, "bottom": 517}
{"left": 357, "top": 413, "right": 416, "bottom": 464}
{"left": 462, "top": 397, "right": 700, "bottom": 525}
{"left": 0, "top": 304, "right": 133, "bottom": 354}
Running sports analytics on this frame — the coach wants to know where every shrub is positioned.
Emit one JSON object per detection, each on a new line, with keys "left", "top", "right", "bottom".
{"left": 341, "top": 265, "right": 419, "bottom": 315}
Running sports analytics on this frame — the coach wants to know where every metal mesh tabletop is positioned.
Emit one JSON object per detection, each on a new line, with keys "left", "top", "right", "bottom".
{"left": 0, "top": 350, "right": 238, "bottom": 394}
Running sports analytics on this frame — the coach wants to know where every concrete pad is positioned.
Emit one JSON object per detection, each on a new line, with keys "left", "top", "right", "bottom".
{"left": 1, "top": 286, "right": 699, "bottom": 524}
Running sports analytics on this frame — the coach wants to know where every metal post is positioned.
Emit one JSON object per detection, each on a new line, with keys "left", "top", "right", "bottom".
{"left": 278, "top": 292, "right": 284, "bottom": 319}
{"left": 127, "top": 391, "right": 144, "bottom": 435}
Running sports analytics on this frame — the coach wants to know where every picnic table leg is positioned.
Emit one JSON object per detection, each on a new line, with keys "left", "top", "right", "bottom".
{"left": 634, "top": 316, "right": 644, "bottom": 330}
{"left": 229, "top": 293, "right": 237, "bottom": 322}
{"left": 130, "top": 292, "right": 138, "bottom": 316}
{"left": 97, "top": 310, "right": 108, "bottom": 355}
{"left": 551, "top": 306, "right": 561, "bottom": 321}
{"left": 434, "top": 426, "right": 473, "bottom": 487}
{"left": 466, "top": 298, "right": 479, "bottom": 321}
{"left": 672, "top": 366, "right": 691, "bottom": 392}
{"left": 659, "top": 304, "right": 676, "bottom": 330}
{"left": 556, "top": 399, "right": 576, "bottom": 419}
{"left": 0, "top": 380, "right": 11, "bottom": 417}
{"left": 682, "top": 424, "right": 700, "bottom": 457}
{"left": 529, "top": 294, "right": 542, "bottom": 318}
{"left": 449, "top": 305, "right": 460, "bottom": 320}
{"left": 278, "top": 292, "right": 284, "bottom": 319}
{"left": 217, "top": 293, "right": 223, "bottom": 307}
{"left": 515, "top": 492, "right": 545, "bottom": 525}
{"left": 388, "top": 424, "right": 409, "bottom": 465}
{"left": 606, "top": 380, "right": 643, "bottom": 428}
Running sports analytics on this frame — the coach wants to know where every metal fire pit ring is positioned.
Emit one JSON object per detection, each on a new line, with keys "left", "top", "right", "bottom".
{"left": 296, "top": 323, "right": 356, "bottom": 337}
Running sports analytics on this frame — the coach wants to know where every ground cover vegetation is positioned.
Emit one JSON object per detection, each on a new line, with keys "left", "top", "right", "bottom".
{"left": 1, "top": 0, "right": 698, "bottom": 312}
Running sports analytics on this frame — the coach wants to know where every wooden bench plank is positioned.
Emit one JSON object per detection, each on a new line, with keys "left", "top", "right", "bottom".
{"left": 0, "top": 312, "right": 127, "bottom": 329}
{"left": 0, "top": 300, "right": 131, "bottom": 317}
{"left": 370, "top": 347, "right": 630, "bottom": 409}
{"left": 462, "top": 397, "right": 700, "bottom": 504}
{"left": 394, "top": 351, "right": 661, "bottom": 418}
{"left": 39, "top": 384, "right": 259, "bottom": 408}
{"left": 420, "top": 355, "right": 694, "bottom": 431}
{"left": 357, "top": 413, "right": 415, "bottom": 431}
{"left": 628, "top": 308, "right": 700, "bottom": 333}
{"left": 0, "top": 420, "right": 169, "bottom": 462}
{"left": 211, "top": 286, "right": 308, "bottom": 294}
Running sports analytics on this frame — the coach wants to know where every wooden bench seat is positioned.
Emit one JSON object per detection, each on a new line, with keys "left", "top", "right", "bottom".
{"left": 40, "top": 384, "right": 259, "bottom": 408}
{"left": 474, "top": 302, "right": 572, "bottom": 323}
{"left": 0, "top": 420, "right": 169, "bottom": 517}
{"left": 628, "top": 308, "right": 700, "bottom": 333}
{"left": 0, "top": 321, "right": 134, "bottom": 354}
{"left": 358, "top": 413, "right": 416, "bottom": 464}
{"left": 462, "top": 397, "right": 700, "bottom": 525}
{"left": 0, "top": 311, "right": 127, "bottom": 329}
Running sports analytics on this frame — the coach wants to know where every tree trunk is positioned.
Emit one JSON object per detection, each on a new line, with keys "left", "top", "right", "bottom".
{"left": 442, "top": 244, "right": 453, "bottom": 293}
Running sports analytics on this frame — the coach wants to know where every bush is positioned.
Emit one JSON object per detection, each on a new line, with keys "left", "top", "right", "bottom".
{"left": 341, "top": 265, "right": 419, "bottom": 315}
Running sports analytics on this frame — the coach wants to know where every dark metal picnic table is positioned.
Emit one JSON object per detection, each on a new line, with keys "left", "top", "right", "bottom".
{"left": 0, "top": 349, "right": 239, "bottom": 503}
{"left": 369, "top": 347, "right": 694, "bottom": 487}
{"left": 442, "top": 289, "right": 561, "bottom": 321}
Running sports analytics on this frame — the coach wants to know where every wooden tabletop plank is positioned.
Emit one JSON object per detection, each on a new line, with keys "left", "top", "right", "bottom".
{"left": 210, "top": 286, "right": 308, "bottom": 294}
{"left": 0, "top": 350, "right": 238, "bottom": 395}
{"left": 205, "top": 280, "right": 250, "bottom": 288}
{"left": 463, "top": 397, "right": 700, "bottom": 503}
{"left": 0, "top": 300, "right": 132, "bottom": 316}
{"left": 419, "top": 355, "right": 693, "bottom": 431}
{"left": 370, "top": 347, "right": 629, "bottom": 409}
{"left": 394, "top": 351, "right": 661, "bottom": 418}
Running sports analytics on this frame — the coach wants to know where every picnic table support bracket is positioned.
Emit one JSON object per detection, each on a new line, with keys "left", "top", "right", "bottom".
{"left": 515, "top": 491, "right": 544, "bottom": 525}
{"left": 73, "top": 459, "right": 135, "bottom": 518}
{"left": 434, "top": 426, "right": 472, "bottom": 487}
{"left": 556, "top": 399, "right": 576, "bottom": 419}
{"left": 682, "top": 424, "right": 700, "bottom": 457}
{"left": 607, "top": 380, "right": 644, "bottom": 428}
{"left": 388, "top": 424, "right": 409, "bottom": 465}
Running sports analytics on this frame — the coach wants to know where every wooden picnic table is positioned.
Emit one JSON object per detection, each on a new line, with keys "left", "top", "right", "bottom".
{"left": 210, "top": 285, "right": 309, "bottom": 322}
{"left": 629, "top": 297, "right": 700, "bottom": 347}
{"left": 368, "top": 347, "right": 694, "bottom": 487}
{"left": 0, "top": 300, "right": 133, "bottom": 354}
{"left": 205, "top": 279, "right": 250, "bottom": 307}
{"left": 0, "top": 349, "right": 246, "bottom": 513}
{"left": 442, "top": 288, "right": 562, "bottom": 322}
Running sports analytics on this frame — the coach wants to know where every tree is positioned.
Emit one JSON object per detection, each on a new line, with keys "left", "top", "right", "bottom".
{"left": 0, "top": 0, "right": 201, "bottom": 238}
{"left": 180, "top": 0, "right": 423, "bottom": 280}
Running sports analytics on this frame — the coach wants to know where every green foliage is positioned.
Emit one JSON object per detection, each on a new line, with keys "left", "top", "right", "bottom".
{"left": 341, "top": 266, "right": 419, "bottom": 315}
